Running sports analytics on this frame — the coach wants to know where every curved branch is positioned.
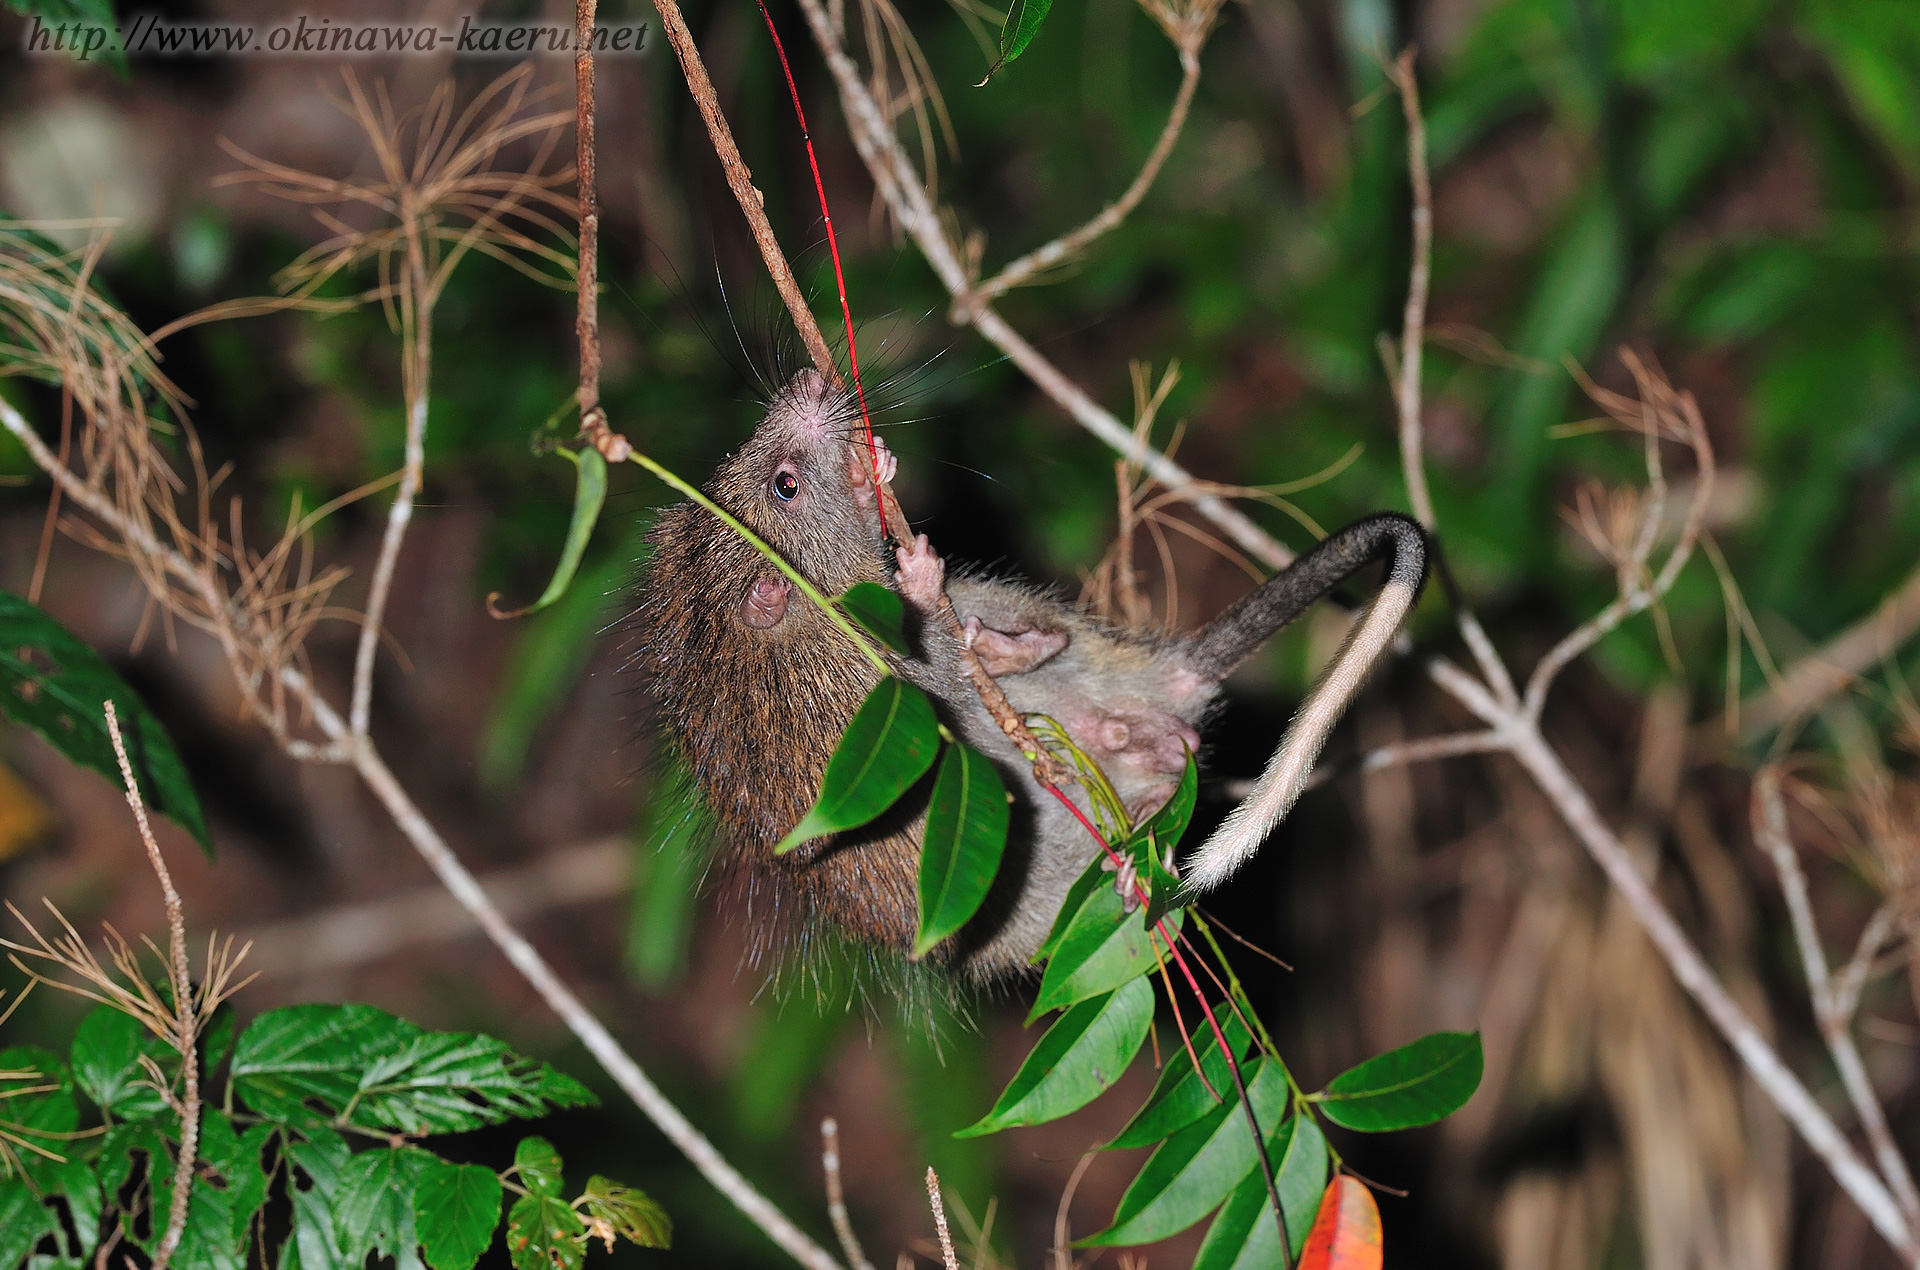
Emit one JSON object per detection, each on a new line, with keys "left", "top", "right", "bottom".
{"left": 793, "top": 0, "right": 1297, "bottom": 574}
{"left": 0, "top": 396, "right": 845, "bottom": 1270}
{"left": 971, "top": 47, "right": 1201, "bottom": 303}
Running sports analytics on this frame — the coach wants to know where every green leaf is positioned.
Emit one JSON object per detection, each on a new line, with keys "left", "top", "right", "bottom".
{"left": 1078, "top": 1057, "right": 1288, "bottom": 1247}
{"left": 1030, "top": 875, "right": 1180, "bottom": 1020}
{"left": 1191, "top": 1115, "right": 1328, "bottom": 1268}
{"left": 914, "top": 743, "right": 1010, "bottom": 955}
{"left": 231, "top": 1003, "right": 595, "bottom": 1133}
{"left": 286, "top": 1128, "right": 353, "bottom": 1270}
{"left": 513, "top": 1137, "right": 565, "bottom": 1197}
{"left": 195, "top": 1109, "right": 273, "bottom": 1243}
{"left": 491, "top": 448, "right": 607, "bottom": 619}
{"left": 838, "top": 582, "right": 910, "bottom": 656}
{"left": 1135, "top": 753, "right": 1197, "bottom": 931}
{"left": 97, "top": 1118, "right": 171, "bottom": 1231}
{"left": 51, "top": 1154, "right": 102, "bottom": 1259}
{"left": 580, "top": 1176, "right": 672, "bottom": 1249}
{"left": 0, "top": 589, "right": 210, "bottom": 855}
{"left": 775, "top": 676, "right": 940, "bottom": 853}
{"left": 0, "top": 1178, "right": 59, "bottom": 1270}
{"left": 71, "top": 1004, "right": 172, "bottom": 1120}
{"left": 1033, "top": 852, "right": 1106, "bottom": 964}
{"left": 957, "top": 977, "right": 1153, "bottom": 1137}
{"left": 332, "top": 1146, "right": 433, "bottom": 1270}
{"left": 989, "top": 0, "right": 1054, "bottom": 75}
{"left": 415, "top": 1161, "right": 504, "bottom": 1270}
{"left": 1314, "top": 1031, "right": 1483, "bottom": 1132}
{"left": 1108, "top": 1010, "right": 1253, "bottom": 1149}
{"left": 0, "top": 1046, "right": 78, "bottom": 1187}
{"left": 0, "top": 0, "right": 127, "bottom": 73}
{"left": 506, "top": 1192, "right": 586, "bottom": 1270}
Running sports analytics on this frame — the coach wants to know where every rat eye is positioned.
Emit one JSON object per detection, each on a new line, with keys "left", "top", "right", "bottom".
{"left": 772, "top": 469, "right": 799, "bottom": 502}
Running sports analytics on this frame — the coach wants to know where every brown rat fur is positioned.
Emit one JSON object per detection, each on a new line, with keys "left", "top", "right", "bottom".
{"left": 629, "top": 369, "right": 1425, "bottom": 978}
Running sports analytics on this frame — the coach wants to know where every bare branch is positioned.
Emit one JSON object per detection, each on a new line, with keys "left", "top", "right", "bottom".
{"left": 1385, "top": 48, "right": 1434, "bottom": 531}
{"left": 1741, "top": 560, "right": 1920, "bottom": 739}
{"left": 104, "top": 701, "right": 198, "bottom": 1270}
{"left": 0, "top": 394, "right": 846, "bottom": 1270}
{"left": 821, "top": 1119, "right": 876, "bottom": 1270}
{"left": 1507, "top": 725, "right": 1914, "bottom": 1254}
{"left": 925, "top": 1168, "right": 959, "bottom": 1270}
{"left": 1753, "top": 766, "right": 1920, "bottom": 1226}
{"left": 793, "top": 0, "right": 1297, "bottom": 574}
{"left": 972, "top": 35, "right": 1206, "bottom": 302}
{"left": 650, "top": 0, "right": 838, "bottom": 380}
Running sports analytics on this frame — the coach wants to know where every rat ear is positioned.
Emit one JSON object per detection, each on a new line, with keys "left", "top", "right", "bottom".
{"left": 969, "top": 623, "right": 1069, "bottom": 675}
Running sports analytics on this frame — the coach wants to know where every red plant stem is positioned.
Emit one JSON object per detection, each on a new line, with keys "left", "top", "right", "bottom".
{"left": 754, "top": 0, "right": 888, "bottom": 537}
{"left": 1044, "top": 785, "right": 1289, "bottom": 1265}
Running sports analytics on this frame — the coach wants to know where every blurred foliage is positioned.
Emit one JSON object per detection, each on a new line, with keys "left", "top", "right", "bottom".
{"left": 4, "top": 0, "right": 1920, "bottom": 1261}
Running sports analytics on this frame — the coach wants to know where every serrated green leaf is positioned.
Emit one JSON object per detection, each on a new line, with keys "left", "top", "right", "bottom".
{"left": 914, "top": 743, "right": 1010, "bottom": 956}
{"left": 415, "top": 1161, "right": 503, "bottom": 1270}
{"left": 286, "top": 1128, "right": 353, "bottom": 1270}
{"left": 50, "top": 1154, "right": 102, "bottom": 1259}
{"left": 1192, "top": 1115, "right": 1328, "bottom": 1268}
{"left": 0, "top": 1046, "right": 78, "bottom": 1187}
{"left": 514, "top": 1137, "right": 565, "bottom": 1198}
{"left": 775, "top": 676, "right": 939, "bottom": 853}
{"left": 1030, "top": 876, "right": 1180, "bottom": 1019}
{"left": 838, "top": 582, "right": 910, "bottom": 656}
{"left": 71, "top": 1005, "right": 172, "bottom": 1120}
{"left": 1078, "top": 1057, "right": 1288, "bottom": 1247}
{"left": 0, "top": 1178, "right": 58, "bottom": 1270}
{"left": 195, "top": 1109, "right": 272, "bottom": 1244}
{"left": 957, "top": 977, "right": 1152, "bottom": 1137}
{"left": 494, "top": 448, "right": 606, "bottom": 619}
{"left": 1315, "top": 1031, "right": 1483, "bottom": 1132}
{"left": 0, "top": 589, "right": 210, "bottom": 855}
{"left": 231, "top": 1004, "right": 596, "bottom": 1133}
{"left": 333, "top": 1146, "right": 433, "bottom": 1270}
{"left": 580, "top": 1176, "right": 671, "bottom": 1249}
{"left": 97, "top": 1118, "right": 170, "bottom": 1231}
{"left": 506, "top": 1191, "right": 585, "bottom": 1270}
{"left": 1108, "top": 1010, "right": 1253, "bottom": 1149}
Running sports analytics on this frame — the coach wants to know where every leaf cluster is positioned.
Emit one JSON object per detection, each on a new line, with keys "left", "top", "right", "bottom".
{"left": 0, "top": 1001, "right": 667, "bottom": 1270}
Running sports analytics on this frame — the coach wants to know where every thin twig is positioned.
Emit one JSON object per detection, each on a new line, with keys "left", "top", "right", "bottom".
{"left": 1754, "top": 766, "right": 1920, "bottom": 1226}
{"left": 821, "top": 1119, "right": 876, "bottom": 1270}
{"left": 972, "top": 42, "right": 1204, "bottom": 302}
{"left": 103, "top": 701, "right": 198, "bottom": 1270}
{"left": 1740, "top": 560, "right": 1920, "bottom": 740}
{"left": 650, "top": 0, "right": 839, "bottom": 380}
{"left": 793, "top": 0, "right": 1297, "bottom": 574}
{"left": 573, "top": 0, "right": 630, "bottom": 464}
{"left": 926, "top": 1168, "right": 960, "bottom": 1270}
{"left": 348, "top": 194, "right": 431, "bottom": 743}
{"left": 0, "top": 395, "right": 846, "bottom": 1270}
{"left": 1052, "top": 1151, "right": 1096, "bottom": 1270}
{"left": 1386, "top": 48, "right": 1434, "bottom": 531}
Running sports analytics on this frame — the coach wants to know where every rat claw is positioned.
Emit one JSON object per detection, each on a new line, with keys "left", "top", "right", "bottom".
{"left": 871, "top": 437, "right": 897, "bottom": 486}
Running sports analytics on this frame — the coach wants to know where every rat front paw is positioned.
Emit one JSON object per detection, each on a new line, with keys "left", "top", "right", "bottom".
{"left": 850, "top": 438, "right": 897, "bottom": 506}
{"left": 894, "top": 533, "right": 946, "bottom": 611}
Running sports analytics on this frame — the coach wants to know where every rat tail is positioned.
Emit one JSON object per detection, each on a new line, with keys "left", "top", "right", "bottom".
{"left": 1182, "top": 513, "right": 1427, "bottom": 893}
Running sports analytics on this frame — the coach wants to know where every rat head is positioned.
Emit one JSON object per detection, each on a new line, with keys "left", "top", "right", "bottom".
{"left": 706, "top": 369, "right": 890, "bottom": 614}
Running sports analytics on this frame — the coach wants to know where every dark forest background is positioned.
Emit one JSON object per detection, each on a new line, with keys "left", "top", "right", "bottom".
{"left": 4, "top": 0, "right": 1920, "bottom": 1265}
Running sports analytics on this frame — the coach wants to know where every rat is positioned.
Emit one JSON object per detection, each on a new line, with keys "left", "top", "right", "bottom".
{"left": 629, "top": 369, "right": 1426, "bottom": 979}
